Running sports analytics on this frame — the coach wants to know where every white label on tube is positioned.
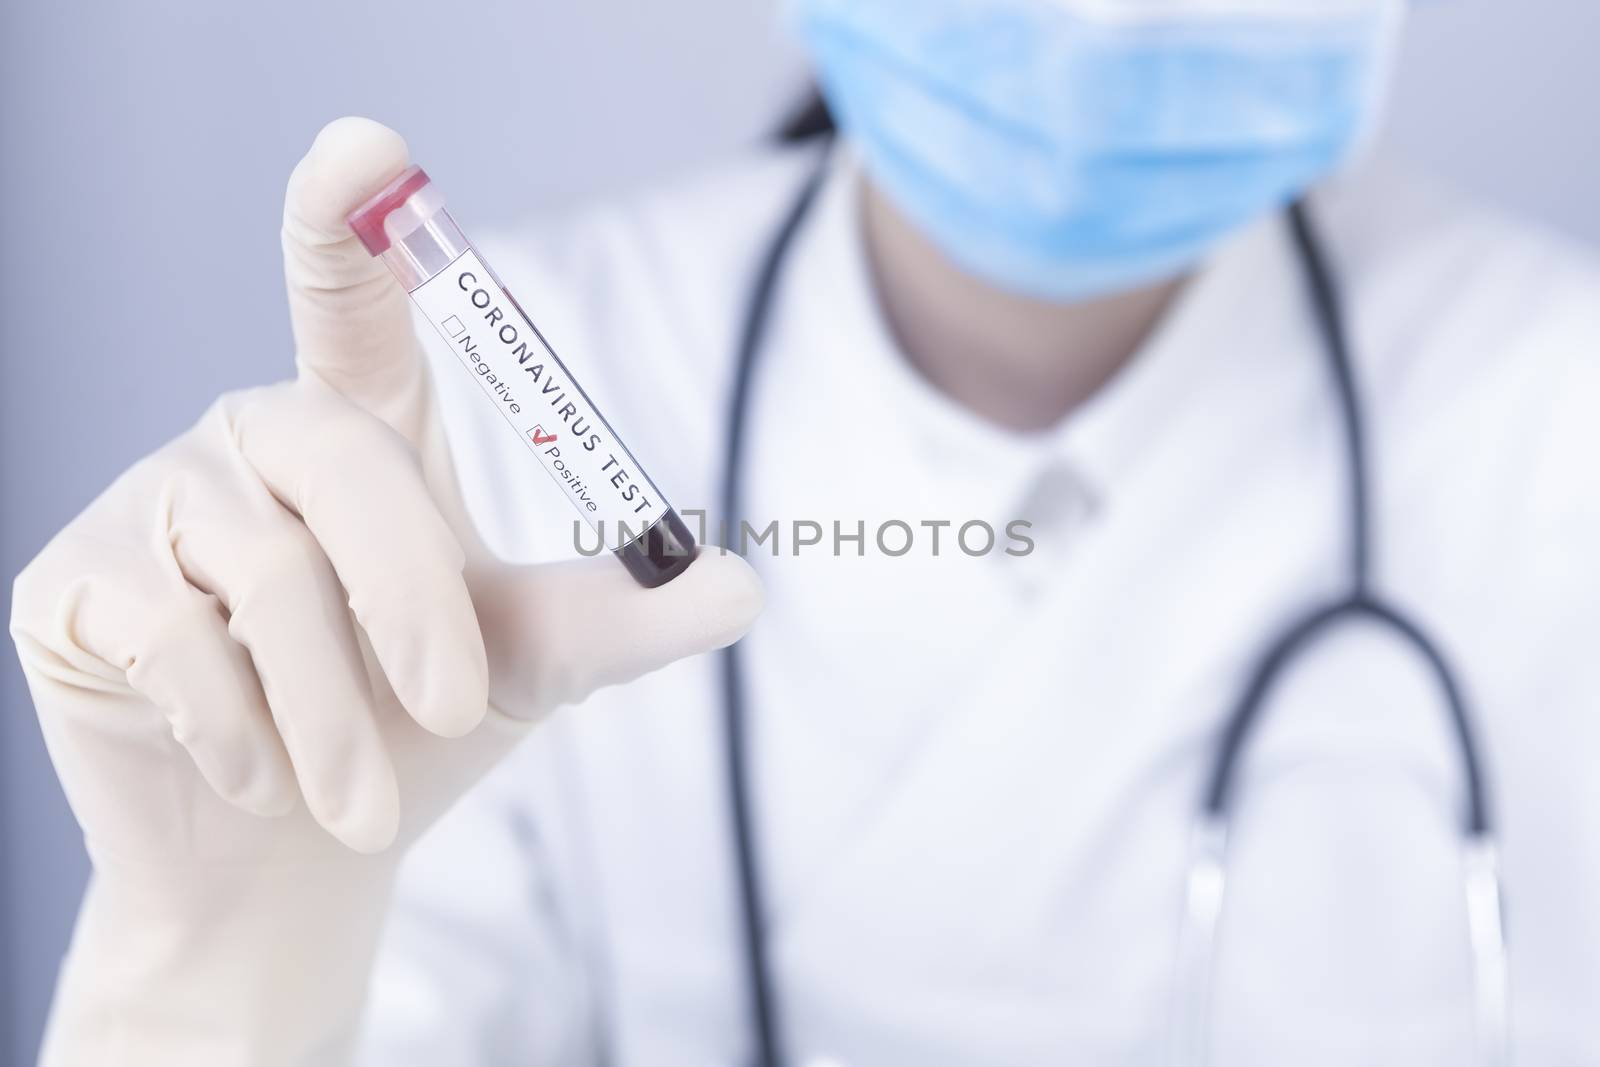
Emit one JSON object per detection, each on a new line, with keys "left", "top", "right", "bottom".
{"left": 410, "top": 249, "right": 668, "bottom": 551}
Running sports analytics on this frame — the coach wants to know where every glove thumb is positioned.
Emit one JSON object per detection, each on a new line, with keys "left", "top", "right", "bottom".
{"left": 471, "top": 549, "right": 764, "bottom": 716}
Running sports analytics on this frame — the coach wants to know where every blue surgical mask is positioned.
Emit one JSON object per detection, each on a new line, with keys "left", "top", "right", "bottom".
{"left": 790, "top": 0, "right": 1404, "bottom": 301}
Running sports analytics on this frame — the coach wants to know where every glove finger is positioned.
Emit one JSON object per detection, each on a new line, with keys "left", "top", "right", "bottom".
{"left": 283, "top": 116, "right": 428, "bottom": 438}
{"left": 173, "top": 482, "right": 401, "bottom": 854}
{"left": 11, "top": 537, "right": 298, "bottom": 821}
{"left": 225, "top": 382, "right": 489, "bottom": 740}
{"left": 125, "top": 587, "right": 300, "bottom": 818}
{"left": 471, "top": 549, "right": 764, "bottom": 716}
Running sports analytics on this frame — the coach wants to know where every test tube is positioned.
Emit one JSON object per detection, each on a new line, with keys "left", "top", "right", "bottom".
{"left": 347, "top": 165, "right": 697, "bottom": 588}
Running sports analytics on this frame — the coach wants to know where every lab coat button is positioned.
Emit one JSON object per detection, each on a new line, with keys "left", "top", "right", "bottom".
{"left": 1000, "top": 461, "right": 1096, "bottom": 600}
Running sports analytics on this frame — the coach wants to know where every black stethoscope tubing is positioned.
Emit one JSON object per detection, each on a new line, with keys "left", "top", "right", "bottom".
{"left": 716, "top": 141, "right": 1493, "bottom": 1067}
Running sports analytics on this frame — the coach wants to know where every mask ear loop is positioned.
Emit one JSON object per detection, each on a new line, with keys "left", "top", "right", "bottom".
{"left": 1335, "top": 0, "right": 1410, "bottom": 176}
{"left": 1169, "top": 200, "right": 1505, "bottom": 1067}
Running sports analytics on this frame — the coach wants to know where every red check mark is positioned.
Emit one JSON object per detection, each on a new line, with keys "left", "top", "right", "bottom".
{"left": 531, "top": 427, "right": 558, "bottom": 446}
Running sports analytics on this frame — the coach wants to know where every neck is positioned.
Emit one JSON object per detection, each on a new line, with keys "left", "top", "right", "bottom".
{"left": 860, "top": 177, "right": 1185, "bottom": 433}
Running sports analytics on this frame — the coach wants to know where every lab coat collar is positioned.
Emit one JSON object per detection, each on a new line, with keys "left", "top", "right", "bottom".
{"left": 798, "top": 144, "right": 1301, "bottom": 521}
{"left": 795, "top": 146, "right": 1068, "bottom": 525}
{"left": 1061, "top": 211, "right": 1300, "bottom": 499}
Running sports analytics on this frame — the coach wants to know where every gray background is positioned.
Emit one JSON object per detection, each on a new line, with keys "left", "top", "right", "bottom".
{"left": 1, "top": 0, "right": 1596, "bottom": 1061}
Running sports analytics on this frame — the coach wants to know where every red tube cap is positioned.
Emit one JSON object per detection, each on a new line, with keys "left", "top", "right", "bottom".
{"left": 346, "top": 164, "right": 431, "bottom": 256}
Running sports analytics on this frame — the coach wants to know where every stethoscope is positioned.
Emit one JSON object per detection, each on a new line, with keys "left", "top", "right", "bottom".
{"left": 714, "top": 132, "right": 1507, "bottom": 1067}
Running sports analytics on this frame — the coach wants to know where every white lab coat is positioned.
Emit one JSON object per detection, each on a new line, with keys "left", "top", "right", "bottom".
{"left": 358, "top": 143, "right": 1600, "bottom": 1066}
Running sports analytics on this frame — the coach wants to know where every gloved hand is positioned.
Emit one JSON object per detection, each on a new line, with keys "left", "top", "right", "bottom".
{"left": 9, "top": 117, "right": 761, "bottom": 1067}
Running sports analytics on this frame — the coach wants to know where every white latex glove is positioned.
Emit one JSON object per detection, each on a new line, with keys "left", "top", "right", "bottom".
{"left": 9, "top": 117, "right": 761, "bottom": 1067}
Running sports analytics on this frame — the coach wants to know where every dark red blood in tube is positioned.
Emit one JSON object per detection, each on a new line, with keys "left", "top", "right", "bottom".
{"left": 617, "top": 510, "right": 698, "bottom": 588}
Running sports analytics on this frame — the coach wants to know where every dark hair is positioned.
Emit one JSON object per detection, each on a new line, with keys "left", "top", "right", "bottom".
{"left": 774, "top": 90, "right": 836, "bottom": 144}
